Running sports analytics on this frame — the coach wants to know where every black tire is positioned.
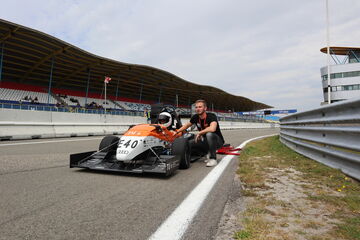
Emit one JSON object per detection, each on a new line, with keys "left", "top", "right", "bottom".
{"left": 172, "top": 137, "right": 191, "bottom": 169}
{"left": 99, "top": 135, "right": 119, "bottom": 152}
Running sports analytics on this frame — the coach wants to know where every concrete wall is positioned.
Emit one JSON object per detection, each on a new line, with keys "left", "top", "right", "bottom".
{"left": 0, "top": 109, "right": 276, "bottom": 140}
{"left": 0, "top": 108, "right": 145, "bottom": 123}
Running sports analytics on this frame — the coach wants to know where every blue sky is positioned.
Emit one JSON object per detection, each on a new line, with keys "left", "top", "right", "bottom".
{"left": 1, "top": 0, "right": 360, "bottom": 111}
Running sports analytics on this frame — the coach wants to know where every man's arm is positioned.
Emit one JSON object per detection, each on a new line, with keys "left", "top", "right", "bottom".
{"left": 176, "top": 121, "right": 193, "bottom": 133}
{"left": 198, "top": 121, "right": 217, "bottom": 135}
{"left": 195, "top": 121, "right": 217, "bottom": 142}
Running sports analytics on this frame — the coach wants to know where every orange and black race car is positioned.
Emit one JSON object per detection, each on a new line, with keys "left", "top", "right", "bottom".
{"left": 70, "top": 105, "right": 198, "bottom": 176}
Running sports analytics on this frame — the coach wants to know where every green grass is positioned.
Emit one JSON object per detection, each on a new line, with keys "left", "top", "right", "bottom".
{"left": 235, "top": 135, "right": 360, "bottom": 240}
{"left": 336, "top": 216, "right": 360, "bottom": 240}
{"left": 238, "top": 136, "right": 360, "bottom": 196}
{"left": 234, "top": 230, "right": 252, "bottom": 239}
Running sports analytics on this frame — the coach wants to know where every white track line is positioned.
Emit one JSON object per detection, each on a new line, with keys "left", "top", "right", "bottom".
{"left": 148, "top": 134, "right": 277, "bottom": 240}
{"left": 0, "top": 137, "right": 104, "bottom": 147}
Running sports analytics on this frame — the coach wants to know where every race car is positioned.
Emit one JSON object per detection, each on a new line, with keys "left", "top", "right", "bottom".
{"left": 70, "top": 105, "right": 199, "bottom": 176}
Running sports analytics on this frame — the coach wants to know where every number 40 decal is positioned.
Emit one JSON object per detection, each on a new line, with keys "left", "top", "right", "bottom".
{"left": 119, "top": 139, "right": 138, "bottom": 148}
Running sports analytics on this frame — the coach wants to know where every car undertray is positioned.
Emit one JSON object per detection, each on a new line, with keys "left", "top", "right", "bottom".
{"left": 70, "top": 151, "right": 181, "bottom": 176}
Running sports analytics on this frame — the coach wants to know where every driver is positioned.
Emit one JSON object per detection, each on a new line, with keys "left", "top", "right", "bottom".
{"left": 176, "top": 99, "right": 224, "bottom": 167}
{"left": 158, "top": 112, "right": 174, "bottom": 130}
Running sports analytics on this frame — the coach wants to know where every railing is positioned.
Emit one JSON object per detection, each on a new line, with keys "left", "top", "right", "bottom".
{"left": 0, "top": 102, "right": 268, "bottom": 123}
{"left": 0, "top": 102, "right": 143, "bottom": 116}
{"left": 280, "top": 97, "right": 360, "bottom": 180}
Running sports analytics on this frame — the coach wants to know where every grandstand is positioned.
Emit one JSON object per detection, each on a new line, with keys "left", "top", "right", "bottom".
{"left": 118, "top": 101, "right": 150, "bottom": 111}
{"left": 0, "top": 18, "right": 271, "bottom": 117}
{"left": 0, "top": 87, "right": 56, "bottom": 104}
{"left": 0, "top": 84, "right": 266, "bottom": 122}
{"left": 58, "top": 94, "right": 110, "bottom": 108}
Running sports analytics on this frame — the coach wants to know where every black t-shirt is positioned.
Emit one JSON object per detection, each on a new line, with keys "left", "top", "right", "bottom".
{"left": 190, "top": 112, "right": 224, "bottom": 142}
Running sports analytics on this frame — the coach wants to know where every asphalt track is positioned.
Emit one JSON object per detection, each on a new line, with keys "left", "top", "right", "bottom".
{"left": 0, "top": 128, "right": 279, "bottom": 240}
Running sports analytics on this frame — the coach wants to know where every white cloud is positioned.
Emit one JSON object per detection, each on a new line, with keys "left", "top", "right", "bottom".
{"left": 1, "top": 0, "right": 359, "bottom": 111}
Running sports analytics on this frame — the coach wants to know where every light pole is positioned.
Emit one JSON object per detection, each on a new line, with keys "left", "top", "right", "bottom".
{"left": 326, "top": 0, "right": 331, "bottom": 104}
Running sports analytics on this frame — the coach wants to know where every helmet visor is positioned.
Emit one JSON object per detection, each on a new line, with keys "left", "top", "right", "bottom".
{"left": 159, "top": 119, "right": 167, "bottom": 124}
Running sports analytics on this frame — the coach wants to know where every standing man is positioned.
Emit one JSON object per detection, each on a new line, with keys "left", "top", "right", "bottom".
{"left": 176, "top": 99, "right": 224, "bottom": 167}
{"left": 144, "top": 108, "right": 151, "bottom": 123}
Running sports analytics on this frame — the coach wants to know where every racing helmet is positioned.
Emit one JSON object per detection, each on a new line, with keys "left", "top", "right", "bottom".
{"left": 158, "top": 112, "right": 172, "bottom": 128}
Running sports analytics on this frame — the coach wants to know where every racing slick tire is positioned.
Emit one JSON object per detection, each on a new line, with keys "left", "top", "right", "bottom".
{"left": 99, "top": 135, "right": 119, "bottom": 153}
{"left": 172, "top": 137, "right": 191, "bottom": 169}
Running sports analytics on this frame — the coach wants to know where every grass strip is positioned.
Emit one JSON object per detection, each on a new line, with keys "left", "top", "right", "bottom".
{"left": 234, "top": 135, "right": 360, "bottom": 240}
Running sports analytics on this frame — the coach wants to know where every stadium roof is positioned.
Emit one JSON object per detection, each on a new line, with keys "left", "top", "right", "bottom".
{"left": 0, "top": 19, "right": 271, "bottom": 111}
{"left": 320, "top": 46, "right": 360, "bottom": 55}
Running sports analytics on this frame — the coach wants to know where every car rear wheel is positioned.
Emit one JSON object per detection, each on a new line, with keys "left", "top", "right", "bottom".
{"left": 99, "top": 135, "right": 119, "bottom": 153}
{"left": 172, "top": 137, "right": 191, "bottom": 169}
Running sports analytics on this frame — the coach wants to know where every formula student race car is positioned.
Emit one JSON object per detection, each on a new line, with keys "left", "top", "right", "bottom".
{"left": 70, "top": 104, "right": 199, "bottom": 176}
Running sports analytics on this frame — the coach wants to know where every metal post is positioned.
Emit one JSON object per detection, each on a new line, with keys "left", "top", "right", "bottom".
{"left": 176, "top": 94, "right": 178, "bottom": 107}
{"left": 326, "top": 0, "right": 331, "bottom": 104}
{"left": 47, "top": 57, "right": 54, "bottom": 105}
{"left": 330, "top": 49, "right": 341, "bottom": 64}
{"left": 114, "top": 76, "right": 120, "bottom": 109}
{"left": 188, "top": 96, "right": 191, "bottom": 114}
{"left": 350, "top": 50, "right": 360, "bottom": 63}
{"left": 104, "top": 80, "right": 107, "bottom": 117}
{"left": 85, "top": 68, "right": 90, "bottom": 107}
{"left": 139, "top": 79, "right": 143, "bottom": 102}
{"left": 0, "top": 43, "right": 4, "bottom": 84}
{"left": 158, "top": 87, "right": 162, "bottom": 103}
{"left": 115, "top": 76, "right": 120, "bottom": 101}
{"left": 330, "top": 54, "right": 339, "bottom": 65}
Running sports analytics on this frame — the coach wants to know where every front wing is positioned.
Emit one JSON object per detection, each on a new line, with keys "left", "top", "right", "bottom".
{"left": 70, "top": 151, "right": 180, "bottom": 176}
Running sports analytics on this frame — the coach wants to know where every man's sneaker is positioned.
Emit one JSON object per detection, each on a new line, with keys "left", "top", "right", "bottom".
{"left": 204, "top": 154, "right": 211, "bottom": 163}
{"left": 206, "top": 159, "right": 217, "bottom": 167}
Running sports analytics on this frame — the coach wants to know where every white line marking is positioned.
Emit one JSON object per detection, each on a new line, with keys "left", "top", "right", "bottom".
{"left": 0, "top": 137, "right": 104, "bottom": 147}
{"left": 148, "top": 134, "right": 277, "bottom": 240}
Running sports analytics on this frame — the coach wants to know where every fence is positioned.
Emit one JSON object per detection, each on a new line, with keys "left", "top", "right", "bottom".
{"left": 0, "top": 102, "right": 267, "bottom": 123}
{"left": 280, "top": 97, "right": 360, "bottom": 180}
{"left": 0, "top": 102, "right": 143, "bottom": 116}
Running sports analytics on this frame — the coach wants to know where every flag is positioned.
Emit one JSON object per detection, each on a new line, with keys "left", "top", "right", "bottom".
{"left": 104, "top": 76, "right": 112, "bottom": 84}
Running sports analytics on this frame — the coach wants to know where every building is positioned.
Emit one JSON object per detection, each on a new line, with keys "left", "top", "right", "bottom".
{"left": 320, "top": 47, "right": 360, "bottom": 104}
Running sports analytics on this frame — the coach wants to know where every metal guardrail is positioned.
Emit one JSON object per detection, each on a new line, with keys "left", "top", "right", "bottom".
{"left": 280, "top": 97, "right": 360, "bottom": 180}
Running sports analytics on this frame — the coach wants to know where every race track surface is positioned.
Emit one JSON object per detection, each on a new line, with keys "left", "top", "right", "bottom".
{"left": 0, "top": 128, "right": 279, "bottom": 240}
